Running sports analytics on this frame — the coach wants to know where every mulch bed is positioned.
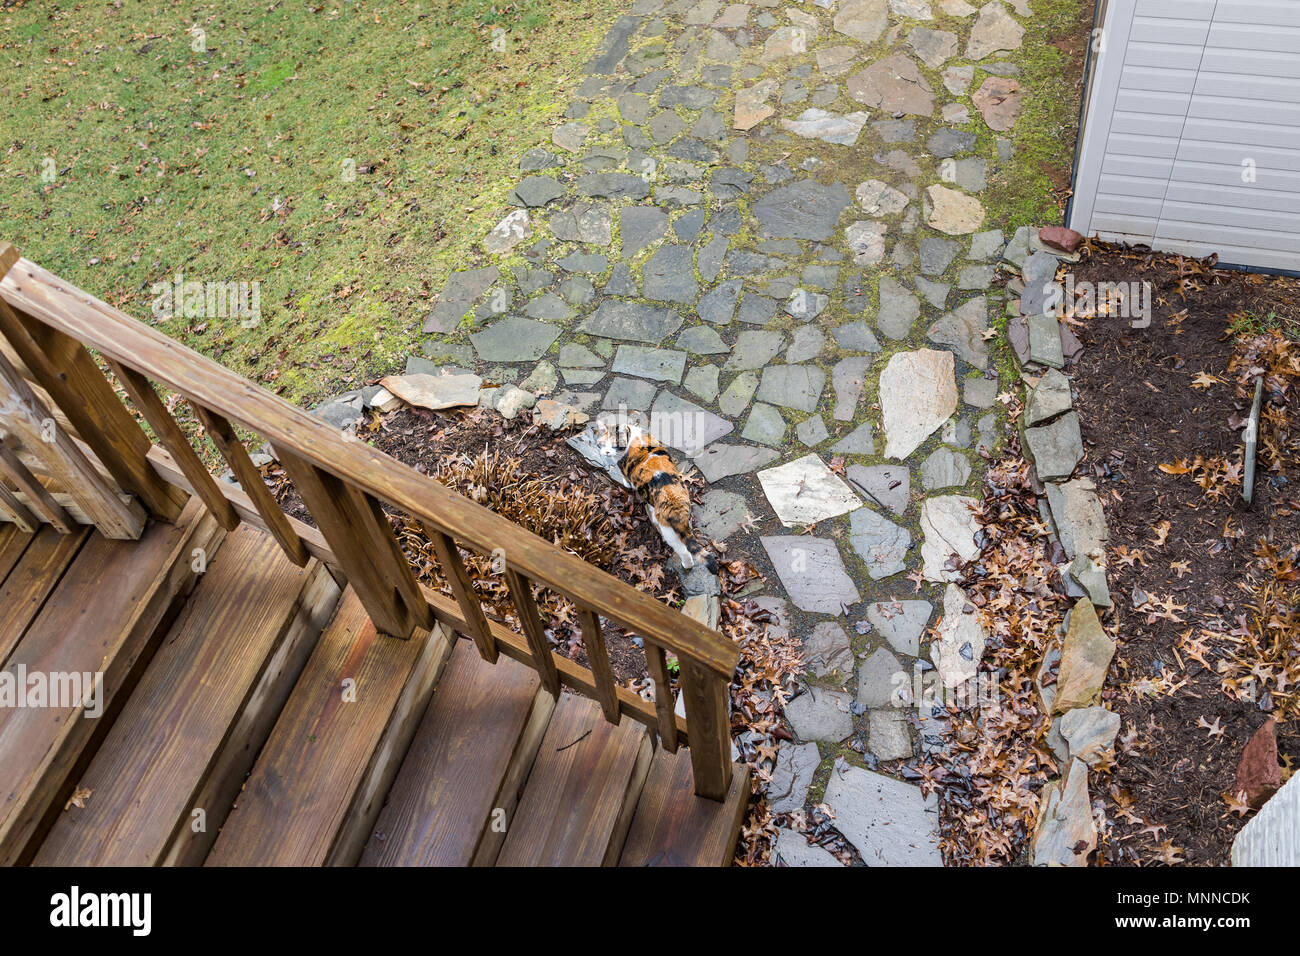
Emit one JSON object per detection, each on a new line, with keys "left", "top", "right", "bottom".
{"left": 1067, "top": 242, "right": 1300, "bottom": 865}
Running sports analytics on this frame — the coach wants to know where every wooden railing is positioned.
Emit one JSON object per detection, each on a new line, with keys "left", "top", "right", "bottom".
{"left": 0, "top": 243, "right": 740, "bottom": 800}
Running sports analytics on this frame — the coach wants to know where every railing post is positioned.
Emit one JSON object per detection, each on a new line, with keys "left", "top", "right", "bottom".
{"left": 0, "top": 289, "right": 187, "bottom": 521}
{"left": 677, "top": 659, "right": 732, "bottom": 801}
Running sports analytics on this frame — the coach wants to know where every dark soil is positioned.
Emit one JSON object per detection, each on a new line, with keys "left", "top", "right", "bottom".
{"left": 1067, "top": 242, "right": 1300, "bottom": 865}
{"left": 270, "top": 404, "right": 681, "bottom": 684}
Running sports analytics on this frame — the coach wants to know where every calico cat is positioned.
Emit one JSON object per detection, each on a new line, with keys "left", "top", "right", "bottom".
{"left": 596, "top": 420, "right": 718, "bottom": 573}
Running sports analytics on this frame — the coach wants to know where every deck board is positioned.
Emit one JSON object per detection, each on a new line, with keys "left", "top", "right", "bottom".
{"left": 0, "top": 526, "right": 89, "bottom": 666}
{"left": 32, "top": 526, "right": 340, "bottom": 866}
{"left": 205, "top": 589, "right": 453, "bottom": 867}
{"left": 359, "top": 638, "right": 554, "bottom": 867}
{"left": 0, "top": 503, "right": 224, "bottom": 864}
{"left": 0, "top": 525, "right": 36, "bottom": 589}
{"left": 496, "top": 691, "right": 651, "bottom": 867}
{"left": 618, "top": 751, "right": 749, "bottom": 867}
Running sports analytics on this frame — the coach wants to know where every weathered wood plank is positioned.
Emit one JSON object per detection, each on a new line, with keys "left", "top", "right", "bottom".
{"left": 425, "top": 526, "right": 497, "bottom": 663}
{"left": 496, "top": 691, "right": 651, "bottom": 867}
{"left": 0, "top": 501, "right": 225, "bottom": 865}
{"left": 677, "top": 659, "right": 733, "bottom": 801}
{"left": 619, "top": 752, "right": 749, "bottom": 867}
{"left": 194, "top": 408, "right": 307, "bottom": 565}
{"left": 274, "top": 445, "right": 428, "bottom": 637}
{"left": 0, "top": 437, "right": 74, "bottom": 532}
{"left": 0, "top": 477, "right": 38, "bottom": 532}
{"left": 503, "top": 569, "right": 559, "bottom": 697}
{"left": 577, "top": 608, "right": 620, "bottom": 726}
{"left": 0, "top": 345, "right": 145, "bottom": 539}
{"left": 644, "top": 641, "right": 680, "bottom": 754}
{"left": 0, "top": 524, "right": 35, "bottom": 586}
{"left": 0, "top": 526, "right": 90, "bottom": 666}
{"left": 0, "top": 256, "right": 738, "bottom": 679}
{"left": 33, "top": 526, "right": 339, "bottom": 866}
{"left": 0, "top": 296, "right": 186, "bottom": 520}
{"left": 205, "top": 590, "right": 453, "bottom": 867}
{"left": 109, "top": 363, "right": 238, "bottom": 531}
{"left": 359, "top": 639, "right": 555, "bottom": 867}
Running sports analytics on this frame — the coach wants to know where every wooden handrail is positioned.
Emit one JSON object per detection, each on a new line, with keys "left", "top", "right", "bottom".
{"left": 0, "top": 246, "right": 739, "bottom": 799}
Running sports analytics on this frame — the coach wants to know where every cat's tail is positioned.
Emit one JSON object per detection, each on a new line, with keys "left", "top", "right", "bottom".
{"left": 686, "top": 532, "right": 718, "bottom": 574}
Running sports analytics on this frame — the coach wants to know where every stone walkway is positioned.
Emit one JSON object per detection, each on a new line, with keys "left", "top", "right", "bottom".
{"left": 375, "top": 0, "right": 1048, "bottom": 865}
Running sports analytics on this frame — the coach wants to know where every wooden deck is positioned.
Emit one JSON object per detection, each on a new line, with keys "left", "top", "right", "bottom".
{"left": 0, "top": 515, "right": 749, "bottom": 867}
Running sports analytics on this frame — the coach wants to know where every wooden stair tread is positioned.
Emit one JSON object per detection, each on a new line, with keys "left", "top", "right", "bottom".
{"left": 360, "top": 638, "right": 555, "bottom": 867}
{"left": 205, "top": 588, "right": 453, "bottom": 867}
{"left": 33, "top": 525, "right": 340, "bottom": 866}
{"left": 0, "top": 502, "right": 223, "bottom": 864}
{"left": 0, "top": 525, "right": 36, "bottom": 590}
{"left": 618, "top": 750, "right": 750, "bottom": 867}
{"left": 496, "top": 691, "right": 651, "bottom": 867}
{"left": 0, "top": 526, "right": 89, "bottom": 665}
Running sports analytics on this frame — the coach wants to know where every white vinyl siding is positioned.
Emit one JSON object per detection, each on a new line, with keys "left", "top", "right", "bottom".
{"left": 1069, "top": 0, "right": 1300, "bottom": 272}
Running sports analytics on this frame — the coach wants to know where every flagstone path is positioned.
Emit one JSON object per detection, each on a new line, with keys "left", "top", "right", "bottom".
{"left": 359, "top": 0, "right": 1060, "bottom": 865}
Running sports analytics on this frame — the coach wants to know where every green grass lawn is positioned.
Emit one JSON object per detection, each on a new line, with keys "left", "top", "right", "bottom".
{"left": 0, "top": 0, "right": 622, "bottom": 403}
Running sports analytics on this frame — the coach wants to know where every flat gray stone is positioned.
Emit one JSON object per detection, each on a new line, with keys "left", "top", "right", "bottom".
{"left": 786, "top": 686, "right": 855, "bottom": 743}
{"left": 1025, "top": 411, "right": 1083, "bottom": 480}
{"left": 774, "top": 828, "right": 843, "bottom": 867}
{"left": 1060, "top": 706, "right": 1120, "bottom": 766}
{"left": 612, "top": 346, "right": 687, "bottom": 384}
{"left": 699, "top": 279, "right": 742, "bottom": 323}
{"left": 918, "top": 235, "right": 961, "bottom": 274}
{"left": 796, "top": 415, "right": 829, "bottom": 447}
{"left": 753, "top": 180, "right": 852, "bottom": 240}
{"left": 847, "top": 54, "right": 934, "bottom": 116}
{"left": 620, "top": 205, "right": 669, "bottom": 256}
{"left": 725, "top": 330, "right": 784, "bottom": 371}
{"left": 761, "top": 535, "right": 860, "bottom": 613}
{"left": 1027, "top": 313, "right": 1066, "bottom": 368}
{"left": 880, "top": 349, "right": 957, "bottom": 459}
{"left": 867, "top": 599, "right": 933, "bottom": 656}
{"left": 770, "top": 741, "right": 821, "bottom": 813}
{"left": 869, "top": 708, "right": 913, "bottom": 760}
{"left": 551, "top": 202, "right": 614, "bottom": 245}
{"left": 512, "top": 175, "right": 566, "bottom": 207}
{"left": 1046, "top": 478, "right": 1109, "bottom": 560}
{"left": 736, "top": 293, "right": 778, "bottom": 326}
{"left": 1068, "top": 553, "right": 1111, "bottom": 608}
{"left": 650, "top": 390, "right": 734, "bottom": 454}
{"left": 845, "top": 464, "right": 909, "bottom": 515}
{"left": 833, "top": 0, "right": 888, "bottom": 42}
{"left": 932, "top": 582, "right": 988, "bottom": 688}
{"left": 919, "top": 495, "right": 980, "bottom": 582}
{"left": 470, "top": 317, "right": 560, "bottom": 363}
{"left": 693, "top": 489, "right": 750, "bottom": 542}
{"left": 694, "top": 442, "right": 780, "bottom": 482}
{"left": 928, "top": 296, "right": 989, "bottom": 367}
{"left": 1026, "top": 367, "right": 1072, "bottom": 425}
{"left": 683, "top": 364, "right": 721, "bottom": 402}
{"left": 787, "top": 326, "right": 826, "bottom": 364}
{"left": 963, "top": 376, "right": 999, "bottom": 409}
{"left": 559, "top": 343, "right": 604, "bottom": 368}
{"left": 830, "top": 422, "right": 876, "bottom": 456}
{"left": 756, "top": 365, "right": 825, "bottom": 413}
{"left": 643, "top": 245, "right": 698, "bottom": 304}
{"left": 742, "top": 402, "right": 787, "bottom": 446}
{"left": 580, "top": 301, "right": 684, "bottom": 342}
{"left": 785, "top": 288, "right": 831, "bottom": 321}
{"left": 577, "top": 172, "right": 651, "bottom": 200}
{"left": 921, "top": 447, "right": 971, "bottom": 490}
{"left": 877, "top": 277, "right": 921, "bottom": 340}
{"left": 758, "top": 453, "right": 862, "bottom": 526}
{"left": 676, "top": 325, "right": 729, "bottom": 354}
{"left": 602, "top": 376, "right": 658, "bottom": 411}
{"left": 849, "top": 508, "right": 911, "bottom": 579}
{"left": 966, "top": 0, "right": 1025, "bottom": 60}
{"left": 824, "top": 765, "right": 942, "bottom": 865}
{"left": 909, "top": 26, "right": 957, "bottom": 69}
{"left": 832, "top": 357, "right": 870, "bottom": 422}
{"left": 524, "top": 292, "right": 574, "bottom": 321}
{"left": 803, "top": 621, "right": 855, "bottom": 681}
{"left": 719, "top": 371, "right": 759, "bottom": 417}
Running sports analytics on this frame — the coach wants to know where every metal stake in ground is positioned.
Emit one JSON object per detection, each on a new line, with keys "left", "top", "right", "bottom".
{"left": 1243, "top": 376, "right": 1264, "bottom": 505}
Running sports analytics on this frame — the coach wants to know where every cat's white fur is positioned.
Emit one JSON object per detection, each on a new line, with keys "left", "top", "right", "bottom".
{"left": 595, "top": 421, "right": 695, "bottom": 569}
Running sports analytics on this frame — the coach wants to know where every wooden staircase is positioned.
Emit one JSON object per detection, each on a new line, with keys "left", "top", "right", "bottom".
{"left": 0, "top": 243, "right": 749, "bottom": 867}
{"left": 1, "top": 518, "right": 749, "bottom": 867}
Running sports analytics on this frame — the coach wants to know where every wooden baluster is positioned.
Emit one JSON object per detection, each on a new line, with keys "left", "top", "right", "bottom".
{"left": 677, "top": 658, "right": 732, "bottom": 800}
{"left": 0, "top": 437, "right": 74, "bottom": 533}
{"left": 195, "top": 407, "right": 308, "bottom": 566}
{"left": 424, "top": 525, "right": 498, "bottom": 663}
{"left": 0, "top": 348, "right": 145, "bottom": 539}
{"left": 108, "top": 362, "right": 239, "bottom": 532}
{"left": 503, "top": 569, "right": 560, "bottom": 697}
{"left": 576, "top": 607, "right": 620, "bottom": 725}
{"left": 273, "top": 444, "right": 430, "bottom": 638}
{"left": 642, "top": 640, "right": 680, "bottom": 753}
{"left": 0, "top": 296, "right": 187, "bottom": 520}
{"left": 0, "top": 475, "right": 38, "bottom": 532}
